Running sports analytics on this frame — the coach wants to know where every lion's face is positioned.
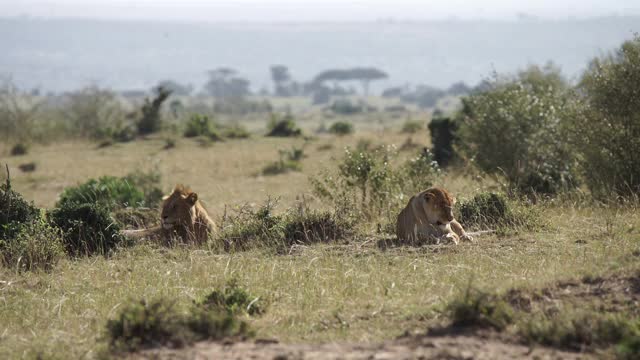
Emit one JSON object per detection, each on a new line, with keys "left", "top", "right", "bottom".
{"left": 423, "top": 188, "right": 455, "bottom": 228}
{"left": 161, "top": 187, "right": 198, "bottom": 230}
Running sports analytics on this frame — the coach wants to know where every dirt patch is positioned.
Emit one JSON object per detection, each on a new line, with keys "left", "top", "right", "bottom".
{"left": 504, "top": 272, "right": 640, "bottom": 317}
{"left": 130, "top": 334, "right": 589, "bottom": 360}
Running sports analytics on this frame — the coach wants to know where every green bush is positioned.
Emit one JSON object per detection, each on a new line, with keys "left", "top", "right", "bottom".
{"left": 571, "top": 36, "right": 640, "bottom": 198}
{"left": 10, "top": 143, "right": 28, "bottom": 156}
{"left": 266, "top": 113, "right": 301, "bottom": 137}
{"left": 428, "top": 116, "right": 458, "bottom": 167}
{"left": 183, "top": 114, "right": 222, "bottom": 141}
{"left": 57, "top": 176, "right": 145, "bottom": 210}
{"left": 457, "top": 192, "right": 542, "bottom": 232}
{"left": 456, "top": 64, "right": 578, "bottom": 195}
{"left": 0, "top": 218, "right": 65, "bottom": 272}
{"left": 328, "top": 121, "right": 354, "bottom": 136}
{"left": 401, "top": 120, "right": 424, "bottom": 134}
{"left": 48, "top": 202, "right": 123, "bottom": 256}
{"left": 57, "top": 172, "right": 162, "bottom": 210}
{"left": 106, "top": 298, "right": 250, "bottom": 352}
{"left": 1, "top": 176, "right": 40, "bottom": 240}
{"left": 123, "top": 169, "right": 164, "bottom": 207}
{"left": 199, "top": 279, "right": 265, "bottom": 316}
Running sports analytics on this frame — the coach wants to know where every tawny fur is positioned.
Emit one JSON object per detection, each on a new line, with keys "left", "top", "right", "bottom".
{"left": 120, "top": 184, "right": 216, "bottom": 245}
{"left": 396, "top": 187, "right": 473, "bottom": 245}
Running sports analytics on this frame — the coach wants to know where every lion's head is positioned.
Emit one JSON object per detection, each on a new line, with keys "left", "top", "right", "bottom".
{"left": 421, "top": 187, "right": 455, "bottom": 228}
{"left": 160, "top": 185, "right": 199, "bottom": 230}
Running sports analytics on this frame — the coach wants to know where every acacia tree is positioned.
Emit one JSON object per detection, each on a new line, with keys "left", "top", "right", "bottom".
{"left": 313, "top": 67, "right": 388, "bottom": 96}
{"left": 270, "top": 65, "right": 292, "bottom": 96}
{"left": 204, "top": 68, "right": 251, "bottom": 98}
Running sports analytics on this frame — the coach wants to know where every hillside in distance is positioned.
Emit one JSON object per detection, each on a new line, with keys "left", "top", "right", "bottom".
{"left": 1, "top": 16, "right": 638, "bottom": 92}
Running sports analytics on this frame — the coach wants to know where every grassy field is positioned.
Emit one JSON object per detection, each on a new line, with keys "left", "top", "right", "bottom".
{"left": 1, "top": 129, "right": 639, "bottom": 358}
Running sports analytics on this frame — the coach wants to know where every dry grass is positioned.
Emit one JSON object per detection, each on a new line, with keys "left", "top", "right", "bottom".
{"left": 1, "top": 129, "right": 639, "bottom": 358}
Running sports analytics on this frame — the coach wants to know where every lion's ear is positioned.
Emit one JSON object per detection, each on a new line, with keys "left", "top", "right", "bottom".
{"left": 186, "top": 192, "right": 198, "bottom": 205}
{"left": 423, "top": 192, "right": 435, "bottom": 202}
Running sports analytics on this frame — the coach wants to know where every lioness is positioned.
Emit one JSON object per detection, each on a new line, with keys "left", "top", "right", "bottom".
{"left": 396, "top": 187, "right": 473, "bottom": 245}
{"left": 121, "top": 184, "right": 215, "bottom": 245}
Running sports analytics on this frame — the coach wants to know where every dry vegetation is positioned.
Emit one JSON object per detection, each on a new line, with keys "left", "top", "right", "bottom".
{"left": 1, "top": 131, "right": 639, "bottom": 359}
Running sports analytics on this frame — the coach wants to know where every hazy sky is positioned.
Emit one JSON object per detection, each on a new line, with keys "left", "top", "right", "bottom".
{"left": 2, "top": 0, "right": 640, "bottom": 22}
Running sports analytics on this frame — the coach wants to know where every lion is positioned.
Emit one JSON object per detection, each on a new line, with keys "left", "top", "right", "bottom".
{"left": 121, "top": 185, "right": 216, "bottom": 245}
{"left": 396, "top": 187, "right": 473, "bottom": 245}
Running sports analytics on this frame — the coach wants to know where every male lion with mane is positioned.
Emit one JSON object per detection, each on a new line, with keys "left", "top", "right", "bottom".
{"left": 121, "top": 184, "right": 215, "bottom": 245}
{"left": 396, "top": 187, "right": 473, "bottom": 245}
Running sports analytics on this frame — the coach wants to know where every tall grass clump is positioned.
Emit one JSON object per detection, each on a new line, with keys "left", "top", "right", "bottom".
{"left": 456, "top": 64, "right": 578, "bottom": 196}
{"left": 217, "top": 198, "right": 353, "bottom": 251}
{"left": 106, "top": 298, "right": 251, "bottom": 353}
{"left": 570, "top": 36, "right": 640, "bottom": 199}
{"left": 198, "top": 279, "right": 266, "bottom": 316}
{"left": 262, "top": 147, "right": 304, "bottom": 175}
{"left": 0, "top": 218, "right": 65, "bottom": 272}
{"left": 521, "top": 311, "right": 640, "bottom": 353}
{"left": 49, "top": 202, "right": 123, "bottom": 256}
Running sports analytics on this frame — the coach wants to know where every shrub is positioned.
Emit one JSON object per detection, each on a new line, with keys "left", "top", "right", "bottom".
{"left": 401, "top": 148, "right": 441, "bottom": 195}
{"left": 48, "top": 202, "right": 123, "bottom": 256}
{"left": 266, "top": 113, "right": 301, "bottom": 137}
{"left": 521, "top": 312, "right": 639, "bottom": 352}
{"left": 221, "top": 123, "right": 250, "bottom": 139}
{"left": 0, "top": 218, "right": 65, "bottom": 272}
{"left": 457, "top": 192, "right": 542, "bottom": 232}
{"left": 0, "top": 175, "right": 40, "bottom": 240}
{"left": 571, "top": 36, "right": 640, "bottom": 198}
{"left": 428, "top": 116, "right": 458, "bottom": 167}
{"left": 18, "top": 162, "right": 36, "bottom": 173}
{"left": 199, "top": 279, "right": 265, "bottom": 316}
{"left": 137, "top": 87, "right": 171, "bottom": 136}
{"left": 57, "top": 176, "right": 145, "bottom": 210}
{"left": 62, "top": 86, "right": 127, "bottom": 140}
{"left": 10, "top": 143, "right": 28, "bottom": 156}
{"left": 183, "top": 114, "right": 222, "bottom": 141}
{"left": 328, "top": 121, "right": 354, "bottom": 136}
{"left": 262, "top": 147, "right": 304, "bottom": 176}
{"left": 123, "top": 169, "right": 164, "bottom": 207}
{"left": 401, "top": 120, "right": 424, "bottom": 134}
{"left": 106, "top": 298, "right": 250, "bottom": 352}
{"left": 57, "top": 171, "right": 162, "bottom": 210}
{"left": 312, "top": 146, "right": 439, "bottom": 218}
{"left": 444, "top": 285, "right": 514, "bottom": 331}
{"left": 456, "top": 64, "right": 578, "bottom": 195}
